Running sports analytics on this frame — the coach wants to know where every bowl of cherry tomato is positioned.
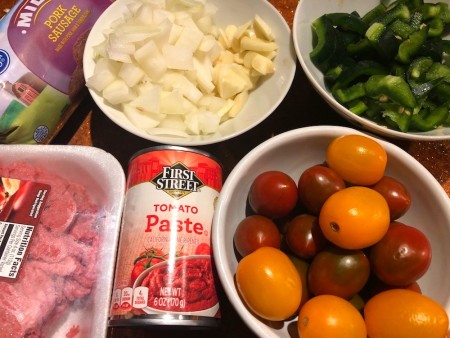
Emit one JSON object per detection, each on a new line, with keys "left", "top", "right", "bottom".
{"left": 212, "top": 125, "right": 450, "bottom": 338}
{"left": 292, "top": 0, "right": 450, "bottom": 141}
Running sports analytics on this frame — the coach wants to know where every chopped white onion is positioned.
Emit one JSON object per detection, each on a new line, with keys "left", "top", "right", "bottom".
{"left": 147, "top": 127, "right": 190, "bottom": 138}
{"left": 123, "top": 104, "right": 162, "bottom": 130}
{"left": 103, "top": 79, "right": 136, "bottom": 105}
{"left": 163, "top": 45, "right": 194, "bottom": 70}
{"left": 87, "top": 0, "right": 278, "bottom": 136}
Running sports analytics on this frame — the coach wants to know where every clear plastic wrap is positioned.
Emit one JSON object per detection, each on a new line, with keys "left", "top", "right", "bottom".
{"left": 0, "top": 0, "right": 112, "bottom": 144}
{"left": 0, "top": 145, "right": 125, "bottom": 337}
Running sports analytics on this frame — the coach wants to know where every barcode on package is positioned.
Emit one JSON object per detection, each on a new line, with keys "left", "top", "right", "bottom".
{"left": 0, "top": 222, "right": 34, "bottom": 278}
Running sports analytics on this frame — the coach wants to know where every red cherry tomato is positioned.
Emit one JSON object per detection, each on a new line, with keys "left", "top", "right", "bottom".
{"left": 234, "top": 215, "right": 281, "bottom": 257}
{"left": 369, "top": 222, "right": 432, "bottom": 286}
{"left": 361, "top": 276, "right": 422, "bottom": 301}
{"left": 285, "top": 214, "right": 329, "bottom": 260}
{"left": 371, "top": 176, "right": 411, "bottom": 220}
{"left": 297, "top": 165, "right": 346, "bottom": 215}
{"left": 248, "top": 171, "right": 298, "bottom": 219}
{"left": 308, "top": 246, "right": 370, "bottom": 299}
{"left": 288, "top": 255, "right": 311, "bottom": 307}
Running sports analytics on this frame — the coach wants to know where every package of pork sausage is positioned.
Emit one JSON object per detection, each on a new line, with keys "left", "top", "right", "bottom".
{"left": 0, "top": 0, "right": 112, "bottom": 144}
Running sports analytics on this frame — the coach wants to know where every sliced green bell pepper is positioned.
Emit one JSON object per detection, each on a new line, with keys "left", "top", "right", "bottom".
{"left": 347, "top": 99, "right": 369, "bottom": 115}
{"left": 407, "top": 56, "right": 434, "bottom": 84}
{"left": 387, "top": 0, "right": 424, "bottom": 11}
{"left": 325, "top": 13, "right": 369, "bottom": 35}
{"left": 409, "top": 11, "right": 424, "bottom": 29}
{"left": 410, "top": 104, "right": 450, "bottom": 130}
{"left": 381, "top": 103, "right": 413, "bottom": 131}
{"left": 374, "top": 4, "right": 411, "bottom": 25}
{"left": 438, "top": 2, "right": 450, "bottom": 23}
{"left": 366, "top": 22, "right": 385, "bottom": 42}
{"left": 427, "top": 17, "right": 445, "bottom": 36}
{"left": 420, "top": 3, "right": 442, "bottom": 19}
{"left": 331, "top": 60, "right": 388, "bottom": 90}
{"left": 442, "top": 40, "right": 450, "bottom": 54}
{"left": 396, "top": 27, "right": 429, "bottom": 63}
{"left": 430, "top": 82, "right": 450, "bottom": 103}
{"left": 310, "top": 16, "right": 344, "bottom": 72}
{"left": 366, "top": 23, "right": 402, "bottom": 60}
{"left": 389, "top": 19, "right": 416, "bottom": 39}
{"left": 411, "top": 77, "right": 445, "bottom": 98}
{"left": 425, "top": 62, "right": 450, "bottom": 80}
{"left": 362, "top": 4, "right": 387, "bottom": 24}
{"left": 333, "top": 82, "right": 366, "bottom": 103}
{"left": 418, "top": 40, "right": 445, "bottom": 61}
{"left": 391, "top": 62, "right": 408, "bottom": 78}
{"left": 347, "top": 38, "right": 374, "bottom": 56}
{"left": 425, "top": 62, "right": 450, "bottom": 101}
{"left": 365, "top": 75, "right": 417, "bottom": 108}
{"left": 309, "top": 1, "right": 450, "bottom": 133}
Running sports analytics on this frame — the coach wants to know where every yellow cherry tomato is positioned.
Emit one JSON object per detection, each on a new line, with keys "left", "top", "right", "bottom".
{"left": 364, "top": 289, "right": 449, "bottom": 338}
{"left": 319, "top": 186, "right": 390, "bottom": 249}
{"left": 326, "top": 134, "right": 387, "bottom": 186}
{"left": 298, "top": 294, "right": 367, "bottom": 338}
{"left": 236, "top": 246, "right": 302, "bottom": 321}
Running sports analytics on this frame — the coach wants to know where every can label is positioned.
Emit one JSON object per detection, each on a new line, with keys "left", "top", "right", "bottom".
{"left": 110, "top": 147, "right": 222, "bottom": 323}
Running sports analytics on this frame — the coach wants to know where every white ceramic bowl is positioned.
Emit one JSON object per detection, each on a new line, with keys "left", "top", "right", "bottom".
{"left": 83, "top": 0, "right": 296, "bottom": 146}
{"left": 212, "top": 125, "right": 450, "bottom": 338}
{"left": 293, "top": 0, "right": 450, "bottom": 141}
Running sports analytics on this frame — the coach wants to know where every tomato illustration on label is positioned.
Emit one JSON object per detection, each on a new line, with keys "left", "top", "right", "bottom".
{"left": 195, "top": 243, "right": 211, "bottom": 255}
{"left": 130, "top": 247, "right": 167, "bottom": 285}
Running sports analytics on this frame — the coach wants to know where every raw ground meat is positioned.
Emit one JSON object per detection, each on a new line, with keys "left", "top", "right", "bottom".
{"left": 0, "top": 162, "right": 103, "bottom": 338}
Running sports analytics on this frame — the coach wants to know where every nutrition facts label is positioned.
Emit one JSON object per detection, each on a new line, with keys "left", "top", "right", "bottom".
{"left": 0, "top": 177, "right": 50, "bottom": 280}
{"left": 0, "top": 222, "right": 34, "bottom": 278}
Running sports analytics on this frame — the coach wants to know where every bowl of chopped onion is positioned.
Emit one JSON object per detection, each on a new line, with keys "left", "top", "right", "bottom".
{"left": 83, "top": 0, "right": 296, "bottom": 145}
{"left": 293, "top": 0, "right": 450, "bottom": 141}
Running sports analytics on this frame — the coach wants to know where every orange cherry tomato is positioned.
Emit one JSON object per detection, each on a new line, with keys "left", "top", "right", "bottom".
{"left": 298, "top": 294, "right": 367, "bottom": 338}
{"left": 319, "top": 186, "right": 390, "bottom": 249}
{"left": 236, "top": 247, "right": 302, "bottom": 321}
{"left": 364, "top": 289, "right": 449, "bottom": 338}
{"left": 326, "top": 134, "right": 387, "bottom": 186}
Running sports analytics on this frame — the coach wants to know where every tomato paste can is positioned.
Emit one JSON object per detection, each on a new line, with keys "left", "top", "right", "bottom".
{"left": 109, "top": 146, "right": 222, "bottom": 328}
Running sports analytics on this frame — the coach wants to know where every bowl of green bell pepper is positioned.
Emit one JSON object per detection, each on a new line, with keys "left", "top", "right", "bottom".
{"left": 293, "top": 0, "right": 450, "bottom": 140}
